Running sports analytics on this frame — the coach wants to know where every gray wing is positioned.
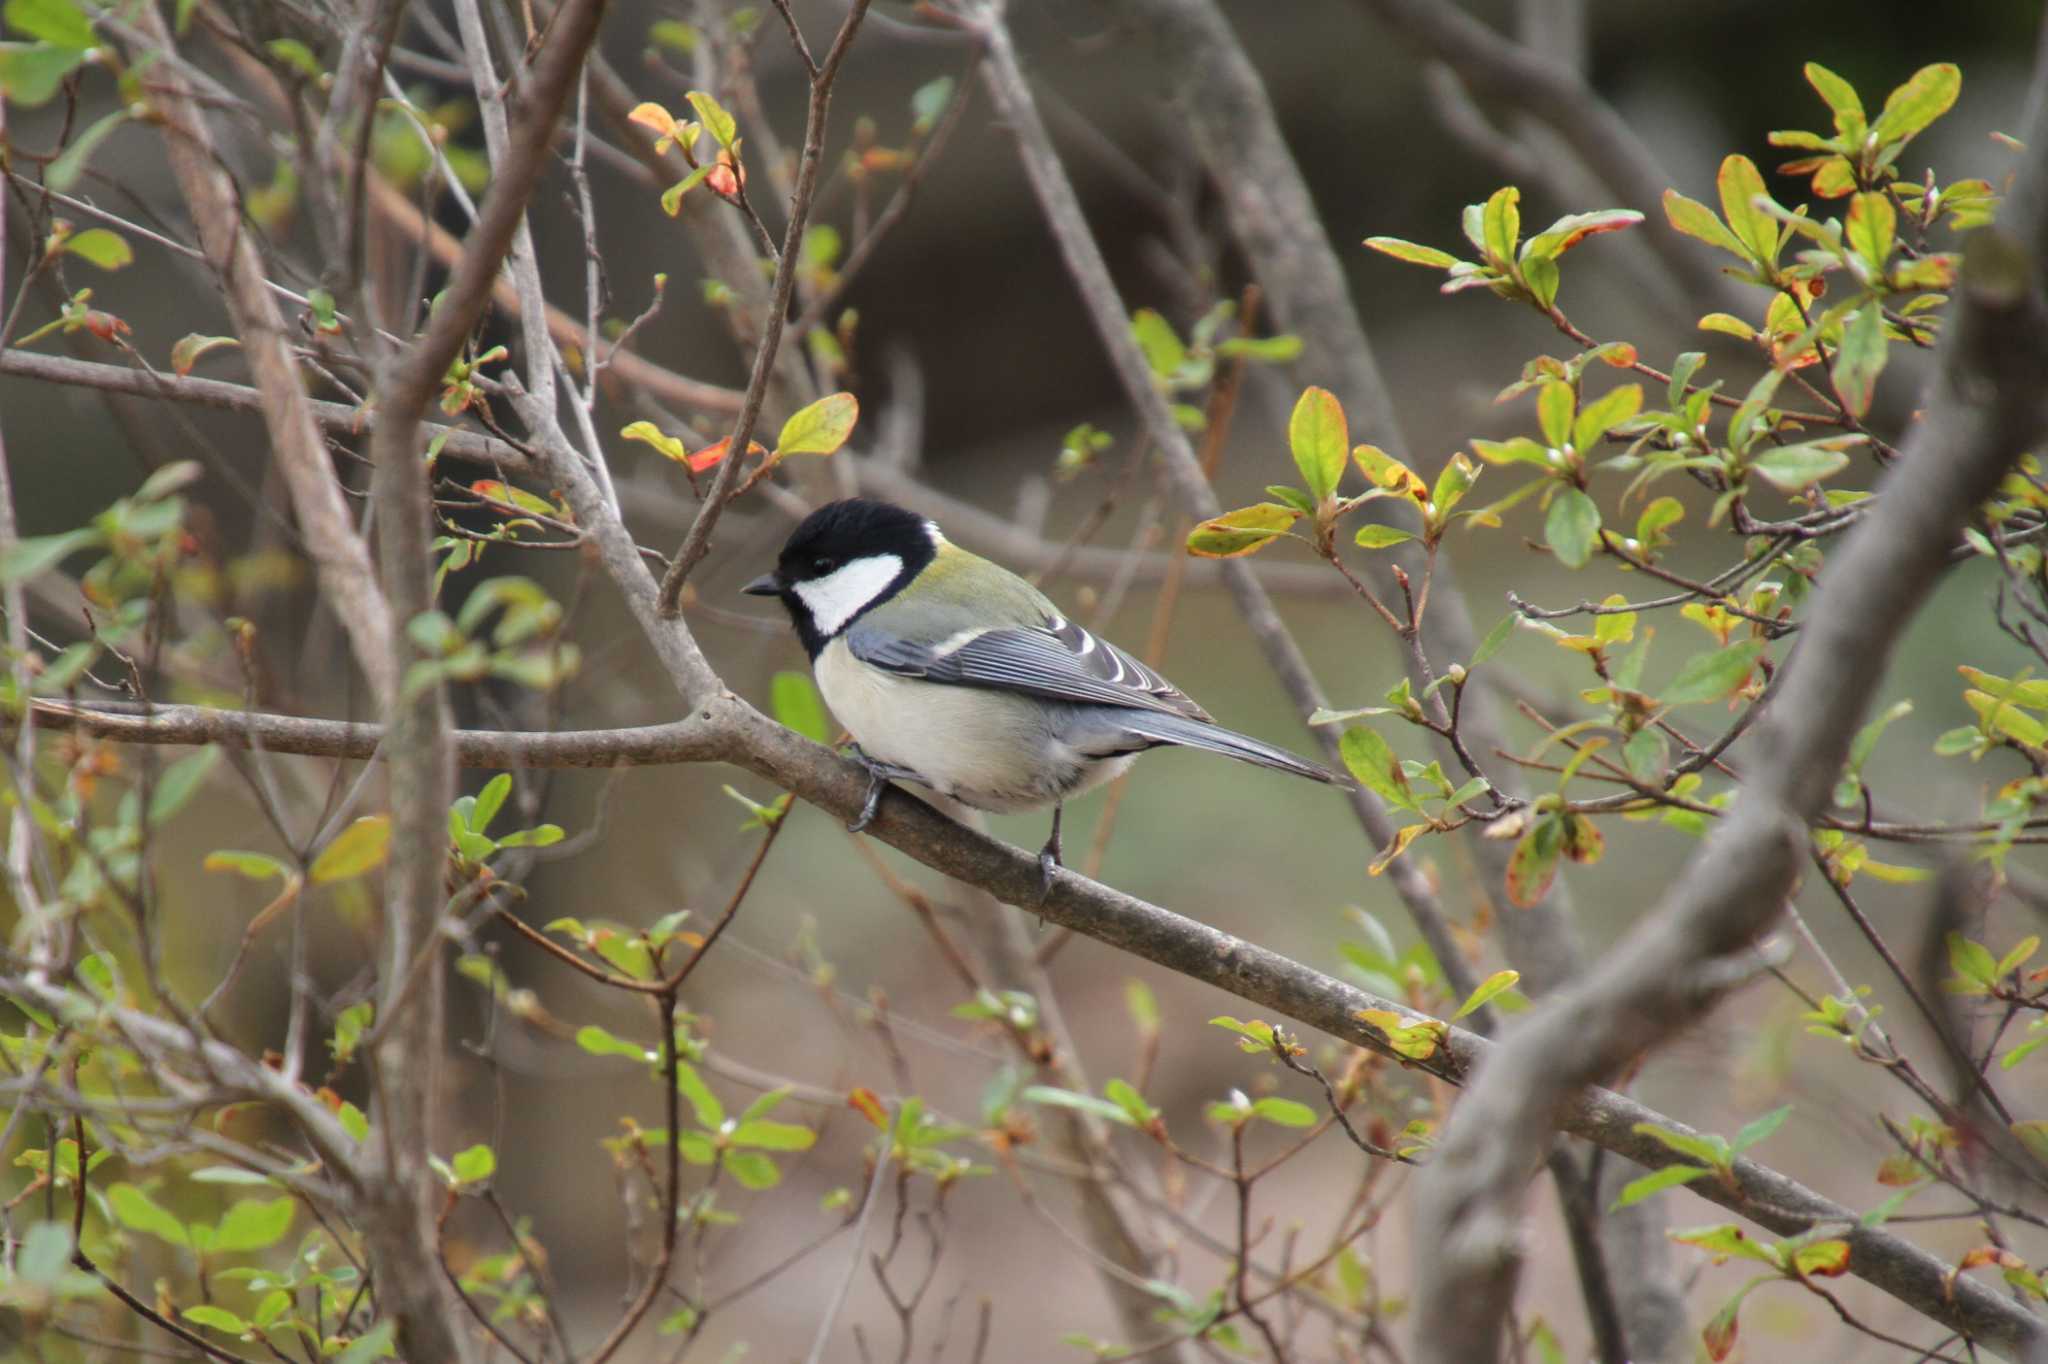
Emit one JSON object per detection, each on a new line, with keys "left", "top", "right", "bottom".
{"left": 848, "top": 611, "right": 1211, "bottom": 721}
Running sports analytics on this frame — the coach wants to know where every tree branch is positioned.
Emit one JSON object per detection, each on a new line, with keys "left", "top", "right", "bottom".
{"left": 19, "top": 684, "right": 2047, "bottom": 1356}
{"left": 1408, "top": 23, "right": 2048, "bottom": 1361}
{"left": 653, "top": 0, "right": 873, "bottom": 613}
{"left": 0, "top": 348, "right": 525, "bottom": 466}
{"left": 135, "top": 3, "right": 396, "bottom": 704}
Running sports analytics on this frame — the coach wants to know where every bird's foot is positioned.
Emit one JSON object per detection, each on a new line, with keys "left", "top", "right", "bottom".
{"left": 846, "top": 746, "right": 924, "bottom": 834}
{"left": 1035, "top": 805, "right": 1064, "bottom": 904}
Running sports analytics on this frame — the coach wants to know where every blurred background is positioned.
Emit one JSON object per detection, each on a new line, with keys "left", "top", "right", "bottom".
{"left": 6, "top": 0, "right": 2048, "bottom": 1358}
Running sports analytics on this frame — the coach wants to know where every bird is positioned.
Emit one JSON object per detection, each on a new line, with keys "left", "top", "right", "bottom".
{"left": 743, "top": 497, "right": 1349, "bottom": 892}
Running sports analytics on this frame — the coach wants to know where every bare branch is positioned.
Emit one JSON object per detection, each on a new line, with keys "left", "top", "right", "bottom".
{"left": 0, "top": 347, "right": 524, "bottom": 466}
{"left": 135, "top": 4, "right": 396, "bottom": 703}
{"left": 653, "top": 0, "right": 874, "bottom": 613}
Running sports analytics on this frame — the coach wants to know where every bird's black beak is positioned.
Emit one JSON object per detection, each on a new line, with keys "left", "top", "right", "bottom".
{"left": 741, "top": 572, "right": 782, "bottom": 598}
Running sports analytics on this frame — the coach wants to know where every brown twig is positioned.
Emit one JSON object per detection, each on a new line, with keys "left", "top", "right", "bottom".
{"left": 655, "top": 0, "right": 875, "bottom": 613}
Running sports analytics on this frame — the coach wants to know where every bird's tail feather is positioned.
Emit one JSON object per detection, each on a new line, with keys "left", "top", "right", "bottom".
{"left": 1111, "top": 710, "right": 1349, "bottom": 786}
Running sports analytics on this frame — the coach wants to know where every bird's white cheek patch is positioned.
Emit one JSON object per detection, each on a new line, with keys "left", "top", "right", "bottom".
{"left": 791, "top": 554, "right": 902, "bottom": 636}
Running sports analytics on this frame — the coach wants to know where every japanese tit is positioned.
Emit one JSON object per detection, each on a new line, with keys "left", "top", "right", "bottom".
{"left": 745, "top": 498, "right": 1347, "bottom": 888}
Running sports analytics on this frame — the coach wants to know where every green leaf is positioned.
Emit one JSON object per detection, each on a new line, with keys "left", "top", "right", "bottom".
{"left": 1363, "top": 236, "right": 1461, "bottom": 270}
{"left": 0, "top": 41, "right": 87, "bottom": 106}
{"left": 1187, "top": 503, "right": 1298, "bottom": 558}
{"left": 310, "top": 814, "right": 391, "bottom": 884}
{"left": 1803, "top": 62, "right": 1865, "bottom": 136}
{"left": 1216, "top": 333, "right": 1304, "bottom": 363}
{"left": 774, "top": 392, "right": 859, "bottom": 457}
{"left": 724, "top": 1150, "right": 781, "bottom": 1190}
{"left": 170, "top": 333, "right": 240, "bottom": 376}
{"left": 5, "top": 0, "right": 94, "bottom": 49}
{"left": 148, "top": 747, "right": 220, "bottom": 825}
{"left": 771, "top": 669, "right": 830, "bottom": 743}
{"left": 910, "top": 75, "right": 954, "bottom": 134}
{"left": 469, "top": 773, "right": 511, "bottom": 835}
{"left": 730, "top": 1119, "right": 816, "bottom": 1150}
{"left": 1471, "top": 614, "right": 1515, "bottom": 667}
{"left": 1521, "top": 209, "right": 1643, "bottom": 262}
{"left": 1572, "top": 384, "right": 1641, "bottom": 452}
{"left": 1340, "top": 727, "right": 1415, "bottom": 812}
{"left": 1480, "top": 185, "right": 1521, "bottom": 265}
{"left": 1545, "top": 489, "right": 1602, "bottom": 569}
{"left": 1536, "top": 380, "right": 1574, "bottom": 449}
{"left": 1023, "top": 1084, "right": 1136, "bottom": 1127}
{"left": 107, "top": 1182, "right": 191, "bottom": 1247}
{"left": 1103, "top": 1078, "right": 1158, "bottom": 1125}
{"left": 1505, "top": 814, "right": 1563, "bottom": 908}
{"left": 1131, "top": 308, "right": 1187, "bottom": 381}
{"left": 685, "top": 89, "right": 737, "bottom": 148}
{"left": 1946, "top": 933, "right": 1998, "bottom": 991}
{"left": 1845, "top": 192, "right": 1896, "bottom": 271}
{"left": 334, "top": 1320, "right": 397, "bottom": 1364}
{"left": 660, "top": 164, "right": 713, "bottom": 214}
{"left": 45, "top": 110, "right": 127, "bottom": 193}
{"left": 1662, "top": 639, "right": 1766, "bottom": 705}
{"left": 0, "top": 527, "right": 95, "bottom": 584}
{"left": 1288, "top": 386, "right": 1348, "bottom": 502}
{"left": 1610, "top": 1163, "right": 1712, "bottom": 1210}
{"left": 1732, "top": 1104, "right": 1791, "bottom": 1152}
{"left": 1716, "top": 155, "right": 1779, "bottom": 266}
{"left": 1662, "top": 189, "right": 1747, "bottom": 260}
{"left": 1354, "top": 524, "right": 1415, "bottom": 550}
{"left": 1635, "top": 495, "right": 1685, "bottom": 551}
{"left": 213, "top": 1195, "right": 294, "bottom": 1252}
{"left": 183, "top": 1304, "right": 249, "bottom": 1334}
{"left": 1249, "top": 1097, "right": 1317, "bottom": 1128}
{"left": 1636, "top": 1124, "right": 1732, "bottom": 1171}
{"left": 1750, "top": 440, "right": 1854, "bottom": 493}
{"left": 675, "top": 1059, "right": 725, "bottom": 1129}
{"left": 1830, "top": 305, "right": 1886, "bottom": 421}
{"left": 449, "top": 1143, "right": 496, "bottom": 1184}
{"left": 1452, "top": 968, "right": 1520, "bottom": 1020}
{"left": 1869, "top": 63, "right": 1960, "bottom": 145}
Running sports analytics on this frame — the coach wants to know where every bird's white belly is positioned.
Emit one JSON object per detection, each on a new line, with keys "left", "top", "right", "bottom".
{"left": 814, "top": 639, "right": 1132, "bottom": 812}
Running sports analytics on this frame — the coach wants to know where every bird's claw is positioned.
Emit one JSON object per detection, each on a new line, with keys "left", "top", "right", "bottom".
{"left": 845, "top": 746, "right": 922, "bottom": 834}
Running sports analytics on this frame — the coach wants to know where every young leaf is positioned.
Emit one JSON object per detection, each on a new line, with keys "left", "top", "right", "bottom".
{"left": 1662, "top": 639, "right": 1767, "bottom": 705}
{"left": 1750, "top": 440, "right": 1854, "bottom": 493}
{"left": 1340, "top": 727, "right": 1415, "bottom": 812}
{"left": 774, "top": 392, "right": 859, "bottom": 457}
{"left": 1363, "top": 236, "right": 1461, "bottom": 269}
{"left": 212, "top": 1195, "right": 295, "bottom": 1252}
{"left": 59, "top": 227, "right": 133, "bottom": 271}
{"left": 1869, "top": 63, "right": 1960, "bottom": 145}
{"left": 771, "top": 669, "right": 830, "bottom": 743}
{"left": 1131, "top": 309, "right": 1187, "bottom": 381}
{"left": 1355, "top": 524, "right": 1415, "bottom": 550}
{"left": 1610, "top": 1163, "right": 1712, "bottom": 1211}
{"left": 1716, "top": 155, "right": 1779, "bottom": 266}
{"left": 1662, "top": 190, "right": 1748, "bottom": 260}
{"left": 1545, "top": 489, "right": 1602, "bottom": 569}
{"left": 685, "top": 90, "right": 737, "bottom": 148}
{"left": 1452, "top": 968, "right": 1520, "bottom": 1020}
{"left": 309, "top": 814, "right": 392, "bottom": 884}
{"left": 1803, "top": 62, "right": 1865, "bottom": 136}
{"left": 204, "top": 850, "right": 290, "bottom": 880}
{"left": 1830, "top": 306, "right": 1886, "bottom": 420}
{"left": 1288, "top": 386, "right": 1348, "bottom": 502}
{"left": 1187, "top": 504, "right": 1299, "bottom": 558}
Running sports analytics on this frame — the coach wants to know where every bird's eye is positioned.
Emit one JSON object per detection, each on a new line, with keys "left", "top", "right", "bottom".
{"left": 810, "top": 556, "right": 838, "bottom": 575}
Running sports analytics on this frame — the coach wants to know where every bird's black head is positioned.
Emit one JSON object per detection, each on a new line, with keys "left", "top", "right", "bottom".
{"left": 743, "top": 498, "right": 940, "bottom": 657}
